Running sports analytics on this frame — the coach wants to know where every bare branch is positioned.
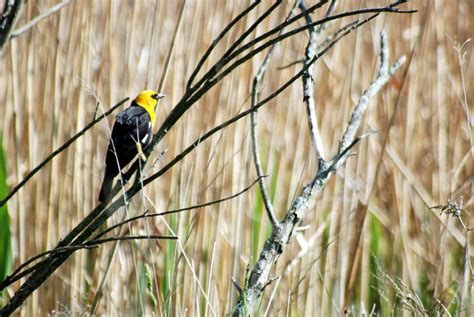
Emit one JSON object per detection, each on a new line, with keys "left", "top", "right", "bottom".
{"left": 249, "top": 2, "right": 301, "bottom": 230}
{"left": 190, "top": 1, "right": 284, "bottom": 92}
{"left": 0, "top": 245, "right": 97, "bottom": 290}
{"left": 299, "top": 1, "right": 335, "bottom": 163}
{"left": 211, "top": 2, "right": 414, "bottom": 85}
{"left": 10, "top": 0, "right": 72, "bottom": 38}
{"left": 92, "top": 177, "right": 262, "bottom": 241}
{"left": 205, "top": 4, "right": 414, "bottom": 108}
{"left": 186, "top": 0, "right": 261, "bottom": 90}
{"left": 86, "top": 235, "right": 177, "bottom": 245}
{"left": 233, "top": 30, "right": 406, "bottom": 315}
{"left": 339, "top": 30, "right": 405, "bottom": 150}
{"left": 0, "top": 234, "right": 176, "bottom": 290}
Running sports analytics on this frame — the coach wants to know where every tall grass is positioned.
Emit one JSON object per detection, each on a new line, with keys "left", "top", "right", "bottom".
{"left": 0, "top": 0, "right": 473, "bottom": 315}
{"left": 0, "top": 134, "right": 12, "bottom": 299}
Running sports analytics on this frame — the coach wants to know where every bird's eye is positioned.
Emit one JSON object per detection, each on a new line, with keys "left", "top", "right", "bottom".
{"left": 151, "top": 94, "right": 158, "bottom": 99}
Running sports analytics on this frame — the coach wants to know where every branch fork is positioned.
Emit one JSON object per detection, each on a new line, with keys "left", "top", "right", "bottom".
{"left": 233, "top": 28, "right": 406, "bottom": 315}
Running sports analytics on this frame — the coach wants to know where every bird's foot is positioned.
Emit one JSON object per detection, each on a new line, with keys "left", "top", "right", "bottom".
{"left": 136, "top": 142, "right": 147, "bottom": 161}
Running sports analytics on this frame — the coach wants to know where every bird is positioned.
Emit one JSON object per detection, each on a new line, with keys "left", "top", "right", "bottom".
{"left": 98, "top": 90, "right": 165, "bottom": 201}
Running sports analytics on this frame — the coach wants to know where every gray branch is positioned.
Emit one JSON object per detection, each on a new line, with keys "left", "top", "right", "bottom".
{"left": 249, "top": 2, "right": 302, "bottom": 230}
{"left": 339, "top": 31, "right": 405, "bottom": 150}
{"left": 0, "top": 0, "right": 72, "bottom": 50}
{"left": 300, "top": 1, "right": 337, "bottom": 163}
{"left": 233, "top": 30, "right": 405, "bottom": 315}
{"left": 10, "top": 0, "right": 71, "bottom": 38}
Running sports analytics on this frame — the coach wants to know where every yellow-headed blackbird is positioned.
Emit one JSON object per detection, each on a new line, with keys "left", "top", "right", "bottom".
{"left": 98, "top": 90, "right": 165, "bottom": 201}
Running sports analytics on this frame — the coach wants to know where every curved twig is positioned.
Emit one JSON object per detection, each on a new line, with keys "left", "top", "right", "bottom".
{"left": 186, "top": 0, "right": 261, "bottom": 90}
{"left": 10, "top": 0, "right": 72, "bottom": 38}
{"left": 92, "top": 177, "right": 262, "bottom": 241}
{"left": 299, "top": 1, "right": 336, "bottom": 163}
{"left": 248, "top": 2, "right": 301, "bottom": 230}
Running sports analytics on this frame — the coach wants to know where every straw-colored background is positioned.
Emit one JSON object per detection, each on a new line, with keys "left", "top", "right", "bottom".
{"left": 1, "top": 0, "right": 473, "bottom": 315}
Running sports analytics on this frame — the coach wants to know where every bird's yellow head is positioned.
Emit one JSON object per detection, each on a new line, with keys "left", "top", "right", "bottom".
{"left": 134, "top": 90, "right": 165, "bottom": 125}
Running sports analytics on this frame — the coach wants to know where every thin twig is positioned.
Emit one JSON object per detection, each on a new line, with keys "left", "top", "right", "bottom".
{"left": 315, "top": 0, "right": 337, "bottom": 35}
{"left": 190, "top": 1, "right": 283, "bottom": 92}
{"left": 190, "top": 1, "right": 328, "bottom": 94}
{"left": 10, "top": 0, "right": 72, "bottom": 38}
{"left": 86, "top": 235, "right": 177, "bottom": 245}
{"left": 249, "top": 2, "right": 301, "bottom": 229}
{"left": 93, "top": 177, "right": 262, "bottom": 240}
{"left": 0, "top": 234, "right": 176, "bottom": 290}
{"left": 206, "top": 5, "right": 414, "bottom": 104}
{"left": 339, "top": 31, "right": 405, "bottom": 150}
{"left": 186, "top": 0, "right": 261, "bottom": 90}
{"left": 299, "top": 1, "right": 334, "bottom": 163}
{"left": 207, "top": 2, "right": 414, "bottom": 87}
{"left": 0, "top": 245, "right": 97, "bottom": 290}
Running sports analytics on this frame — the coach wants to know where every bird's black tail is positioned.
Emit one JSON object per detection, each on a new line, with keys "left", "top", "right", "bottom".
{"left": 98, "top": 168, "right": 115, "bottom": 202}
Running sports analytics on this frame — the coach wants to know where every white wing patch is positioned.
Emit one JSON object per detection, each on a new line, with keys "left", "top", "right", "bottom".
{"left": 141, "top": 133, "right": 149, "bottom": 143}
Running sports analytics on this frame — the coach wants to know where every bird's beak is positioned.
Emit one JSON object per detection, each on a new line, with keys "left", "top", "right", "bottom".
{"left": 156, "top": 93, "right": 165, "bottom": 100}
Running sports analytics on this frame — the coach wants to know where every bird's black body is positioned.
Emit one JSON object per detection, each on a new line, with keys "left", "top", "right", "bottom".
{"left": 98, "top": 101, "right": 152, "bottom": 201}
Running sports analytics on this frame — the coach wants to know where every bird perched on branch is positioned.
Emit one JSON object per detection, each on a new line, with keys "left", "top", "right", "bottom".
{"left": 98, "top": 90, "right": 165, "bottom": 201}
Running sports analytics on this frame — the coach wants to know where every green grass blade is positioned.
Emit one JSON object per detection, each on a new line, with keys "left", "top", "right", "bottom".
{"left": 0, "top": 133, "right": 12, "bottom": 291}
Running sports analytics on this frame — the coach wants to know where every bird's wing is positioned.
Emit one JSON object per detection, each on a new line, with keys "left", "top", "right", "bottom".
{"left": 105, "top": 106, "right": 152, "bottom": 166}
{"left": 116, "top": 106, "right": 152, "bottom": 145}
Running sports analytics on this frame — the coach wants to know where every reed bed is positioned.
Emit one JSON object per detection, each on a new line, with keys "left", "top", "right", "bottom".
{"left": 0, "top": 0, "right": 473, "bottom": 315}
